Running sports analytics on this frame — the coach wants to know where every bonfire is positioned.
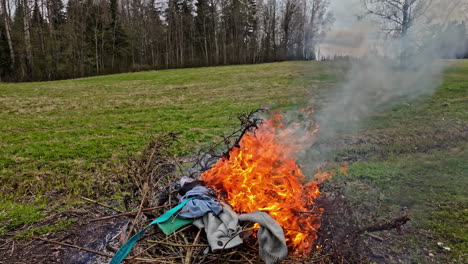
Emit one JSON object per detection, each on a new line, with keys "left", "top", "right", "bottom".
{"left": 201, "top": 110, "right": 330, "bottom": 255}
{"left": 35, "top": 108, "right": 409, "bottom": 263}
{"left": 107, "top": 108, "right": 334, "bottom": 264}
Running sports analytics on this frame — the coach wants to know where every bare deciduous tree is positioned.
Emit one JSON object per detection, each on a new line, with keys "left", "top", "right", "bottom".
{"left": 361, "top": 0, "right": 434, "bottom": 66}
{"left": 304, "top": 0, "right": 333, "bottom": 60}
{"left": 361, "top": 0, "right": 432, "bottom": 38}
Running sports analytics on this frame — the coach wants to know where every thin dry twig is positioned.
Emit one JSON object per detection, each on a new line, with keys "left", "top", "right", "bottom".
{"left": 80, "top": 196, "right": 123, "bottom": 213}
{"left": 9, "top": 240, "right": 14, "bottom": 256}
{"left": 125, "top": 183, "right": 150, "bottom": 242}
{"left": 34, "top": 237, "right": 113, "bottom": 258}
{"left": 90, "top": 204, "right": 171, "bottom": 222}
{"left": 360, "top": 213, "right": 410, "bottom": 233}
{"left": 146, "top": 240, "right": 207, "bottom": 248}
{"left": 217, "top": 227, "right": 256, "bottom": 264}
{"left": 0, "top": 240, "right": 11, "bottom": 250}
{"left": 239, "top": 252, "right": 254, "bottom": 264}
{"left": 128, "top": 225, "right": 193, "bottom": 259}
{"left": 188, "top": 109, "right": 265, "bottom": 175}
{"left": 34, "top": 237, "right": 182, "bottom": 263}
{"left": 365, "top": 233, "right": 384, "bottom": 242}
{"left": 131, "top": 257, "right": 181, "bottom": 263}
{"left": 185, "top": 229, "right": 202, "bottom": 264}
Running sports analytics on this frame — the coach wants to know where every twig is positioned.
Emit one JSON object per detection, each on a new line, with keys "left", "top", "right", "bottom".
{"left": 129, "top": 225, "right": 193, "bottom": 259}
{"left": 0, "top": 240, "right": 11, "bottom": 249}
{"left": 125, "top": 182, "right": 149, "bottom": 242}
{"left": 90, "top": 204, "right": 171, "bottom": 222}
{"left": 128, "top": 257, "right": 181, "bottom": 263}
{"left": 188, "top": 109, "right": 265, "bottom": 175}
{"left": 145, "top": 148, "right": 158, "bottom": 173}
{"left": 34, "top": 237, "right": 178, "bottom": 263}
{"left": 80, "top": 196, "right": 123, "bottom": 213}
{"left": 10, "top": 240, "right": 14, "bottom": 256}
{"left": 365, "top": 233, "right": 384, "bottom": 242}
{"left": 239, "top": 252, "right": 254, "bottom": 264}
{"left": 223, "top": 109, "right": 265, "bottom": 159}
{"left": 360, "top": 213, "right": 410, "bottom": 233}
{"left": 185, "top": 229, "right": 202, "bottom": 264}
{"left": 34, "top": 237, "right": 113, "bottom": 258}
{"left": 146, "top": 240, "right": 207, "bottom": 248}
{"left": 218, "top": 227, "right": 255, "bottom": 264}
{"left": 180, "top": 232, "right": 190, "bottom": 261}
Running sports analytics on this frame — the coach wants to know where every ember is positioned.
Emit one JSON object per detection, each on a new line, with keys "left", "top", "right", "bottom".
{"left": 201, "top": 111, "right": 330, "bottom": 255}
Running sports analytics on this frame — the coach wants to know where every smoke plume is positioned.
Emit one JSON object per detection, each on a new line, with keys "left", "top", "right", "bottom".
{"left": 307, "top": 0, "right": 466, "bottom": 170}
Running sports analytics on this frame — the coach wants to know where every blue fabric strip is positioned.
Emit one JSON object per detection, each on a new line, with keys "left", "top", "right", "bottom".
{"left": 109, "top": 197, "right": 196, "bottom": 264}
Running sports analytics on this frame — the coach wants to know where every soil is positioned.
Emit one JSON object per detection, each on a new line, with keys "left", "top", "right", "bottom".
{"left": 0, "top": 187, "right": 433, "bottom": 264}
{"left": 0, "top": 207, "right": 128, "bottom": 264}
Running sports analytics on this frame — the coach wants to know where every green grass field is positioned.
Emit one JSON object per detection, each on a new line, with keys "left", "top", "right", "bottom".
{"left": 0, "top": 60, "right": 466, "bottom": 261}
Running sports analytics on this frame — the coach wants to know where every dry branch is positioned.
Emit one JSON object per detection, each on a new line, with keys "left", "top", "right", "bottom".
{"left": 365, "top": 233, "right": 384, "bottom": 242}
{"left": 146, "top": 240, "right": 208, "bottom": 248}
{"left": 34, "top": 237, "right": 113, "bottom": 258}
{"left": 80, "top": 196, "right": 123, "bottom": 213}
{"left": 90, "top": 204, "right": 171, "bottom": 222}
{"left": 128, "top": 225, "right": 193, "bottom": 259}
{"left": 125, "top": 183, "right": 149, "bottom": 242}
{"left": 34, "top": 237, "right": 183, "bottom": 263}
{"left": 360, "top": 213, "right": 410, "bottom": 233}
{"left": 185, "top": 229, "right": 202, "bottom": 264}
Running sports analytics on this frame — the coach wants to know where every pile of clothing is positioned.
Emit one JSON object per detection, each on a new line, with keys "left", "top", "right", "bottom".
{"left": 110, "top": 177, "right": 288, "bottom": 264}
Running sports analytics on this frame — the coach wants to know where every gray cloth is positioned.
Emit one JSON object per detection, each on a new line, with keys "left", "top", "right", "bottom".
{"left": 239, "top": 211, "right": 288, "bottom": 264}
{"left": 193, "top": 201, "right": 243, "bottom": 252}
{"left": 179, "top": 176, "right": 195, "bottom": 187}
{"left": 178, "top": 186, "right": 222, "bottom": 219}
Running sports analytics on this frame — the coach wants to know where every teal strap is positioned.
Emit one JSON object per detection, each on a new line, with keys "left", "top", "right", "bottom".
{"left": 157, "top": 215, "right": 193, "bottom": 235}
{"left": 110, "top": 197, "right": 196, "bottom": 264}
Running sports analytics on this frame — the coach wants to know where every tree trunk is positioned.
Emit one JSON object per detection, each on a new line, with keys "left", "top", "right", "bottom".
{"left": 112, "top": 20, "right": 116, "bottom": 70}
{"left": 23, "top": 0, "right": 33, "bottom": 79}
{"left": 1, "top": 0, "right": 15, "bottom": 70}
{"left": 401, "top": 0, "right": 410, "bottom": 38}
{"left": 203, "top": 17, "right": 209, "bottom": 65}
{"left": 307, "top": 0, "right": 317, "bottom": 60}
{"left": 301, "top": 0, "right": 307, "bottom": 59}
{"left": 272, "top": 0, "right": 277, "bottom": 60}
{"left": 95, "top": 26, "right": 99, "bottom": 74}
{"left": 210, "top": 0, "right": 219, "bottom": 65}
{"left": 400, "top": 0, "right": 410, "bottom": 67}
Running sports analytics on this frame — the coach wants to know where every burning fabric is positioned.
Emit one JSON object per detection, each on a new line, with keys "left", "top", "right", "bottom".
{"left": 177, "top": 178, "right": 288, "bottom": 261}
{"left": 111, "top": 175, "right": 288, "bottom": 264}
{"left": 110, "top": 109, "right": 328, "bottom": 263}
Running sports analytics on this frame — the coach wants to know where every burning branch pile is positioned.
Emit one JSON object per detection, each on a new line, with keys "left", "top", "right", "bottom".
{"left": 31, "top": 109, "right": 412, "bottom": 264}
{"left": 72, "top": 108, "right": 394, "bottom": 264}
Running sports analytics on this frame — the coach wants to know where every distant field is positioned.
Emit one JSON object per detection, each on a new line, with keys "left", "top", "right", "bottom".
{"left": 0, "top": 60, "right": 466, "bottom": 262}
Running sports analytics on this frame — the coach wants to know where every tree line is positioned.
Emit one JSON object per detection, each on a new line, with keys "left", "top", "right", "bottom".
{"left": 0, "top": 0, "right": 332, "bottom": 81}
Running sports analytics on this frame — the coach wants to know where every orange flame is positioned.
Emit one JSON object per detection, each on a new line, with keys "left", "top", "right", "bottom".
{"left": 201, "top": 112, "right": 329, "bottom": 255}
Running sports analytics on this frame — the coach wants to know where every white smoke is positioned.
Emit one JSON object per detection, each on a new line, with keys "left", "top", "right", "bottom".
{"left": 316, "top": 0, "right": 465, "bottom": 128}
{"left": 303, "top": 0, "right": 466, "bottom": 170}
